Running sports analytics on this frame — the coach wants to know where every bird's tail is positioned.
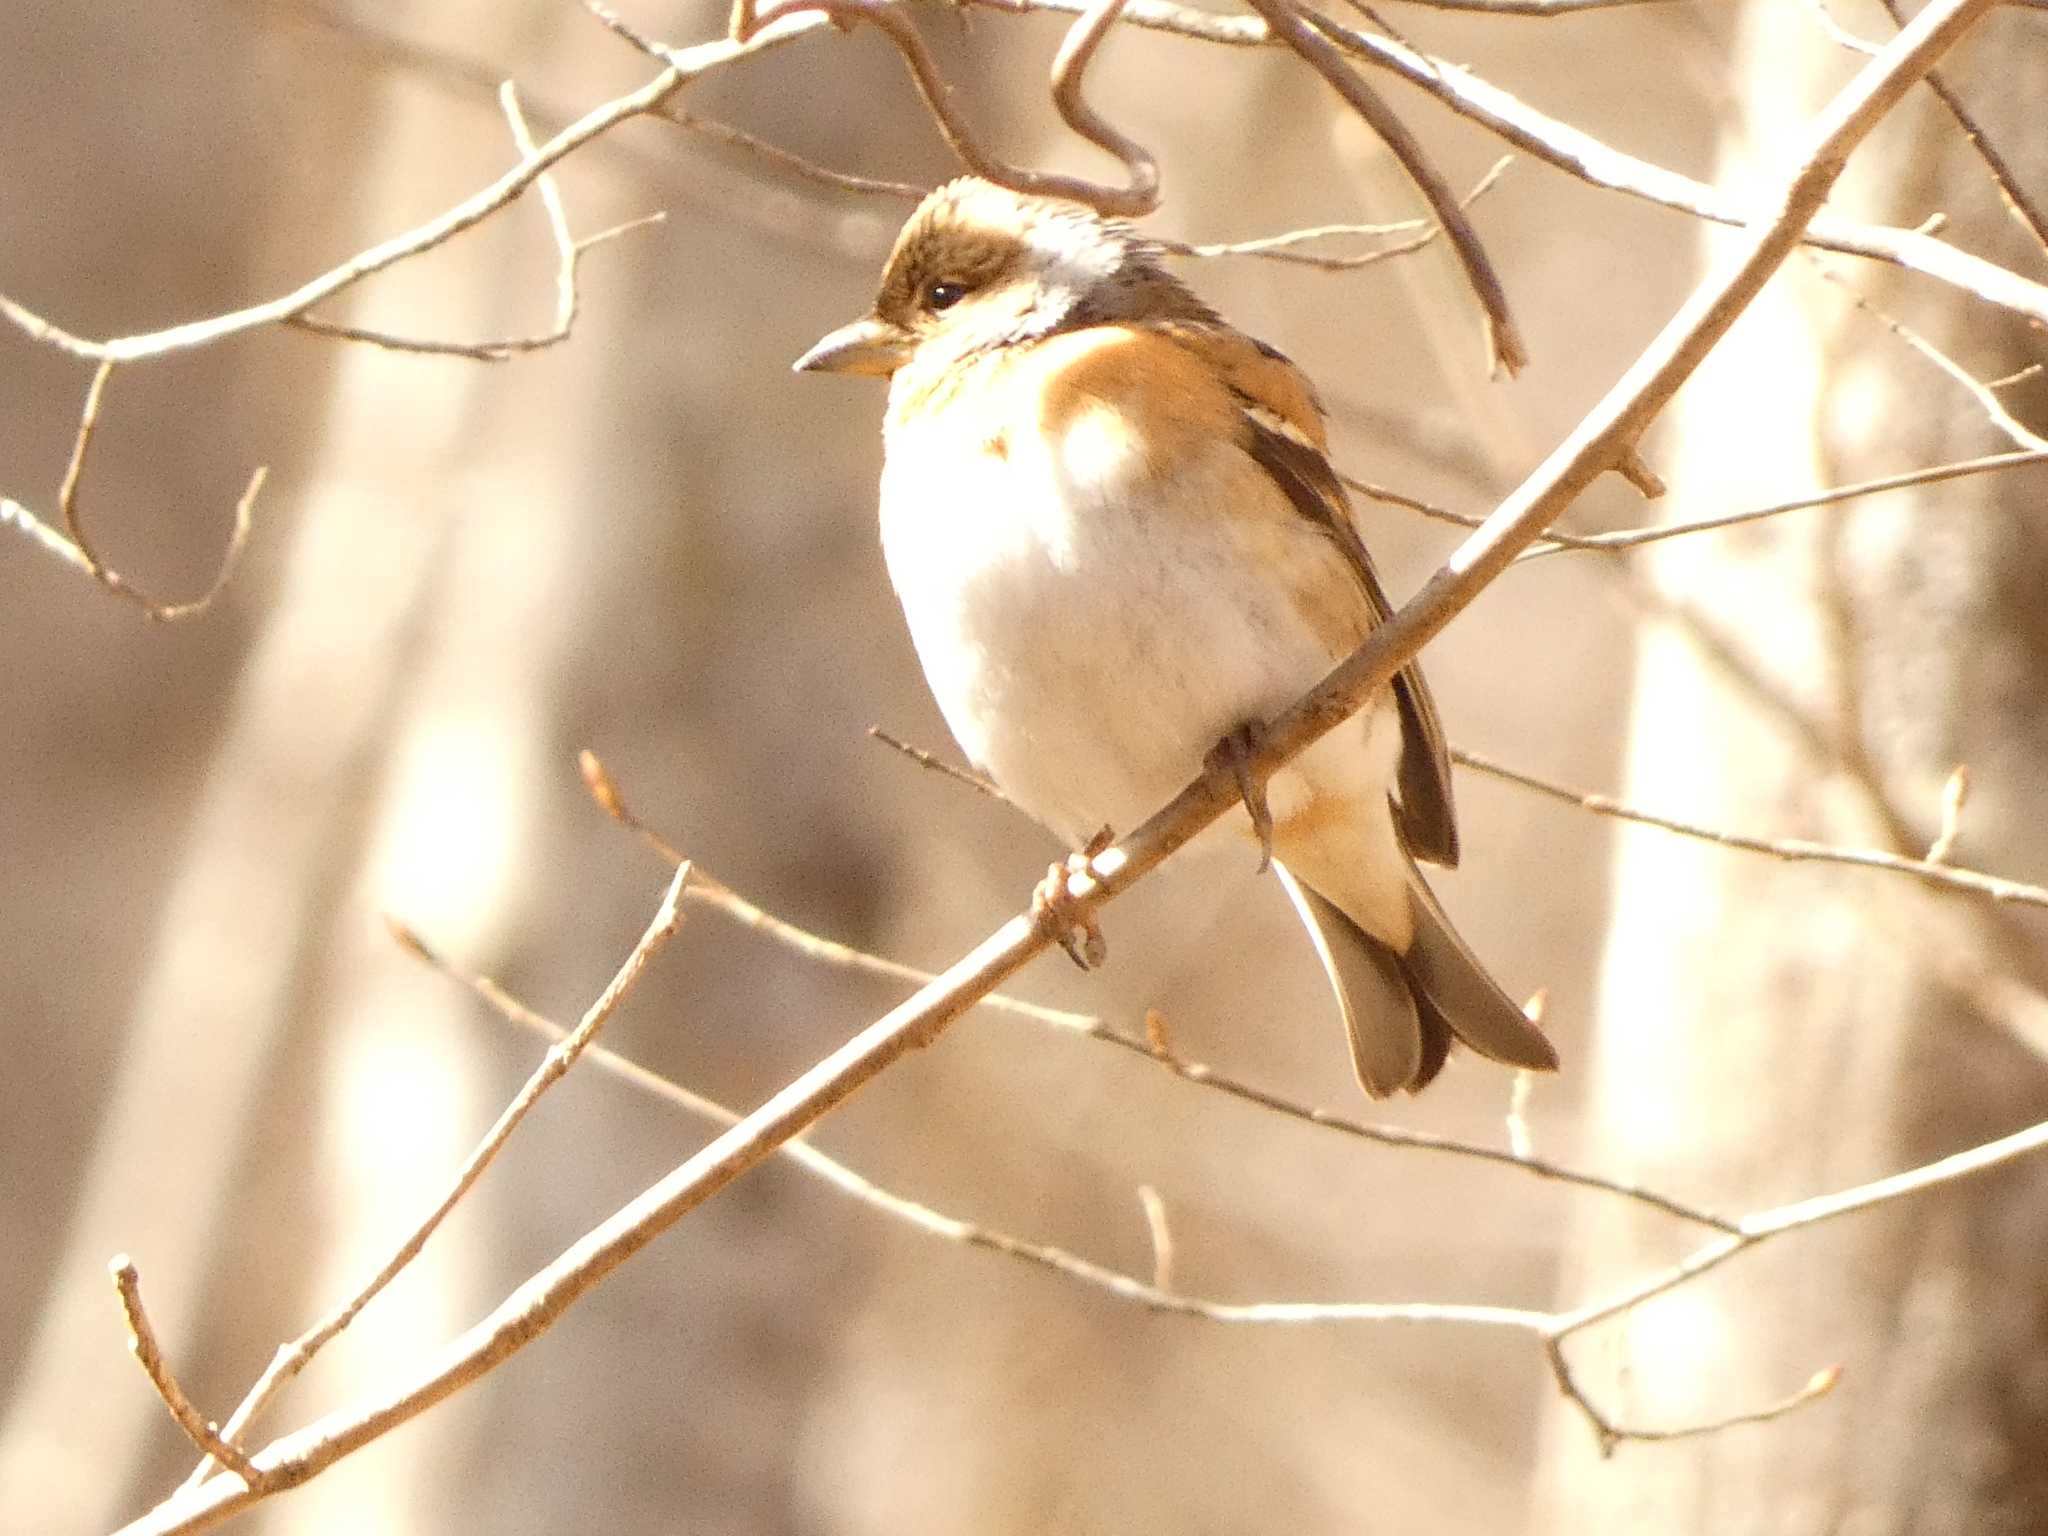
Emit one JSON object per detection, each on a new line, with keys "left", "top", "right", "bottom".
{"left": 1274, "top": 854, "right": 1558, "bottom": 1098}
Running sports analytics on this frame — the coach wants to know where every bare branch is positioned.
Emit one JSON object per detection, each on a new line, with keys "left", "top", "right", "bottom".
{"left": 727, "top": 0, "right": 1160, "bottom": 215}
{"left": 1341, "top": 450, "right": 2048, "bottom": 559}
{"left": 287, "top": 86, "right": 665, "bottom": 359}
{"left": 0, "top": 41, "right": 803, "bottom": 364}
{"left": 1874, "top": 0, "right": 2048, "bottom": 258}
{"left": 1246, "top": 0, "right": 1526, "bottom": 374}
{"left": 173, "top": 866, "right": 691, "bottom": 1495}
{"left": 1453, "top": 746, "right": 2048, "bottom": 911}
{"left": 634, "top": 739, "right": 1737, "bottom": 1231}
{"left": 1163, "top": 156, "right": 1512, "bottom": 273}
{"left": 1546, "top": 1337, "right": 1843, "bottom": 1456}
{"left": 1815, "top": 260, "right": 2048, "bottom": 452}
{"left": 989, "top": 0, "right": 2048, "bottom": 330}
{"left": 426, "top": 910, "right": 2031, "bottom": 1463}
{"left": 110, "top": 1260, "right": 261, "bottom": 1487}
{"left": 1510, "top": 449, "right": 2048, "bottom": 559}
{"left": 8, "top": 360, "right": 269, "bottom": 621}
{"left": 865, "top": 727, "right": 1014, "bottom": 803}
{"left": 665, "top": 111, "right": 927, "bottom": 199}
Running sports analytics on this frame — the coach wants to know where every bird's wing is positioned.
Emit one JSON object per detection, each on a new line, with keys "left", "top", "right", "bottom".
{"left": 1160, "top": 322, "right": 1460, "bottom": 868}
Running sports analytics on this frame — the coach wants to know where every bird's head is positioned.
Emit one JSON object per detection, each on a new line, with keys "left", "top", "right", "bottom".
{"left": 793, "top": 176, "right": 1213, "bottom": 379}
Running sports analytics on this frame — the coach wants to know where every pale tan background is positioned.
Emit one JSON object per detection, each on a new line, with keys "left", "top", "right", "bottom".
{"left": 9, "top": 1, "right": 2032, "bottom": 1532}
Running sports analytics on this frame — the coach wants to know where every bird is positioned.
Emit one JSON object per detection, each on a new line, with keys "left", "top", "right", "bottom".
{"left": 794, "top": 176, "right": 1557, "bottom": 1097}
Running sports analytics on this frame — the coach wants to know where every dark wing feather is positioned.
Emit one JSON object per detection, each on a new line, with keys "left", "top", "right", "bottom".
{"left": 1237, "top": 416, "right": 1461, "bottom": 867}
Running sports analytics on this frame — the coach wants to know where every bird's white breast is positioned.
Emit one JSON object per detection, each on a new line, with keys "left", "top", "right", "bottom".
{"left": 878, "top": 355, "right": 1400, "bottom": 848}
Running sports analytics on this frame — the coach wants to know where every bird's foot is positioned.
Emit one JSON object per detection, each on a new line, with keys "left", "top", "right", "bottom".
{"left": 1034, "top": 825, "right": 1114, "bottom": 970}
{"left": 1206, "top": 722, "right": 1275, "bottom": 873}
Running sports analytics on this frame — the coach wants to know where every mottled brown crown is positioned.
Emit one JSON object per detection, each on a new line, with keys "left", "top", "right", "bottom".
{"left": 869, "top": 177, "right": 1217, "bottom": 349}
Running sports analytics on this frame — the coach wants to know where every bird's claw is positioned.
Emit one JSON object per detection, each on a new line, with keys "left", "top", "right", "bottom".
{"left": 1207, "top": 723, "right": 1275, "bottom": 873}
{"left": 1034, "top": 827, "right": 1113, "bottom": 970}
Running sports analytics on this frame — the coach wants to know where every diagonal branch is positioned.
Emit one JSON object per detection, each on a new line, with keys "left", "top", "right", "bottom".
{"left": 286, "top": 85, "right": 666, "bottom": 359}
{"left": 171, "top": 864, "right": 691, "bottom": 1496}
{"left": 1245, "top": 0, "right": 1527, "bottom": 374}
{"left": 1873, "top": 0, "right": 2048, "bottom": 259}
{"left": 991, "top": 0, "right": 2048, "bottom": 329}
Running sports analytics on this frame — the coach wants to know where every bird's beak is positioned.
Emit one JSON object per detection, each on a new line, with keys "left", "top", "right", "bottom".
{"left": 792, "top": 315, "right": 914, "bottom": 377}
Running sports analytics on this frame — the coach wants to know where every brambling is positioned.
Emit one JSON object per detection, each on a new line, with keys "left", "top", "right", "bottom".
{"left": 796, "top": 177, "right": 1557, "bottom": 1097}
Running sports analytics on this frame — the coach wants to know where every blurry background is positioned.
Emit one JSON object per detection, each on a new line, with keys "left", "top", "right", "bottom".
{"left": 4, "top": 0, "right": 2044, "bottom": 1531}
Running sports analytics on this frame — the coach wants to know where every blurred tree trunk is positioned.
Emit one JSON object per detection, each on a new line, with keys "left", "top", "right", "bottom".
{"left": 0, "top": 5, "right": 599, "bottom": 1530}
{"left": 1535, "top": 6, "right": 2048, "bottom": 1528}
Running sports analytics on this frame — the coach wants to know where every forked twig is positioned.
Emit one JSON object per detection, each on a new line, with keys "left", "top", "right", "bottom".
{"left": 728, "top": 0, "right": 1159, "bottom": 214}
{"left": 409, "top": 909, "right": 2048, "bottom": 1462}
{"left": 288, "top": 83, "right": 666, "bottom": 358}
{"left": 29, "top": 360, "right": 268, "bottom": 622}
{"left": 174, "top": 865, "right": 691, "bottom": 1495}
{"left": 1873, "top": 0, "right": 2048, "bottom": 259}
{"left": 991, "top": 0, "right": 2048, "bottom": 330}
{"left": 1244, "top": 0, "right": 1527, "bottom": 375}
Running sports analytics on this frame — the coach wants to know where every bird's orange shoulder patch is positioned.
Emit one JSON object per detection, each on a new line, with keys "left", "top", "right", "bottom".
{"left": 1023, "top": 326, "right": 1245, "bottom": 471}
{"left": 1154, "top": 322, "right": 1328, "bottom": 451}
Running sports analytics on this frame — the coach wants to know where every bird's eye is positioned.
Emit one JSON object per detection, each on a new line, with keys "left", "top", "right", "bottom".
{"left": 925, "top": 280, "right": 968, "bottom": 312}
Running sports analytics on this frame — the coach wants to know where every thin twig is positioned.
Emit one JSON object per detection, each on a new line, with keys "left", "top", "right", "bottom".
{"left": 1246, "top": 0, "right": 1525, "bottom": 375}
{"left": 1339, "top": 450, "right": 2048, "bottom": 559}
{"left": 579, "top": 750, "right": 1087, "bottom": 1030}
{"left": 665, "top": 111, "right": 927, "bottom": 199}
{"left": 1814, "top": 260, "right": 2048, "bottom": 452}
{"left": 1545, "top": 1337, "right": 1843, "bottom": 1456}
{"left": 1543, "top": 1115, "right": 2048, "bottom": 1448}
{"left": 1874, "top": 0, "right": 2048, "bottom": 258}
{"left": 288, "top": 87, "right": 666, "bottom": 359}
{"left": 0, "top": 59, "right": 727, "bottom": 363}
{"left": 866, "top": 727, "right": 1013, "bottom": 802}
{"left": 111, "top": 1260, "right": 262, "bottom": 1486}
{"left": 1453, "top": 746, "right": 2048, "bottom": 911}
{"left": 1512, "top": 449, "right": 2048, "bottom": 558}
{"left": 26, "top": 359, "right": 270, "bottom": 622}
{"left": 727, "top": 0, "right": 1159, "bottom": 215}
{"left": 1506, "top": 1070, "right": 1535, "bottom": 1160}
{"left": 1800, "top": 0, "right": 1883, "bottom": 54}
{"left": 1926, "top": 765, "right": 1970, "bottom": 864}
{"left": 174, "top": 865, "right": 692, "bottom": 1494}
{"left": 1163, "top": 155, "right": 1511, "bottom": 273}
{"left": 983, "top": 0, "right": 2048, "bottom": 330}
{"left": 1136, "top": 1186, "right": 1174, "bottom": 1291}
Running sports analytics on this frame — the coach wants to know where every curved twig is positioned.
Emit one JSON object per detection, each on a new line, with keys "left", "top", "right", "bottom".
{"left": 41, "top": 361, "right": 268, "bottom": 622}
{"left": 732, "top": 0, "right": 1159, "bottom": 214}
{"left": 986, "top": 0, "right": 2048, "bottom": 331}
{"left": 1243, "top": 0, "right": 1528, "bottom": 374}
